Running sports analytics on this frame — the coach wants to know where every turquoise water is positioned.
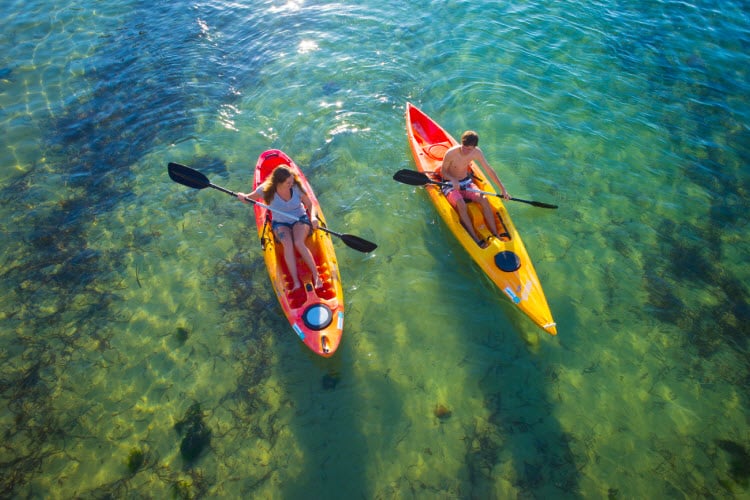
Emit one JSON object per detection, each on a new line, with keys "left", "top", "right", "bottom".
{"left": 1, "top": 0, "right": 749, "bottom": 497}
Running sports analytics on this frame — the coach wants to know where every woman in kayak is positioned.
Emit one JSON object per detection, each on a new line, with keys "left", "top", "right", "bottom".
{"left": 440, "top": 130, "right": 511, "bottom": 248}
{"left": 239, "top": 165, "right": 322, "bottom": 290}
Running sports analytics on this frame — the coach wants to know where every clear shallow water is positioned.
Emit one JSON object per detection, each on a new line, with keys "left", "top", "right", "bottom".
{"left": 1, "top": 0, "right": 749, "bottom": 497}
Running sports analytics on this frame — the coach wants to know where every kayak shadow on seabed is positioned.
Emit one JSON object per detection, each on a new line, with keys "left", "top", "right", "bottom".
{"left": 420, "top": 224, "right": 580, "bottom": 495}
{"left": 472, "top": 336, "right": 581, "bottom": 496}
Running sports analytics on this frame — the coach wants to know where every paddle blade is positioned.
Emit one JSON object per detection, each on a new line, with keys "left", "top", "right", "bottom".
{"left": 529, "top": 200, "right": 558, "bottom": 209}
{"left": 392, "top": 169, "right": 432, "bottom": 186}
{"left": 168, "top": 162, "right": 210, "bottom": 190}
{"left": 510, "top": 197, "right": 558, "bottom": 209}
{"left": 340, "top": 234, "right": 378, "bottom": 253}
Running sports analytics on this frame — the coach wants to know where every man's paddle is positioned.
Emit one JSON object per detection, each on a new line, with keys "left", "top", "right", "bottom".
{"left": 168, "top": 162, "right": 378, "bottom": 253}
{"left": 392, "top": 169, "right": 558, "bottom": 209}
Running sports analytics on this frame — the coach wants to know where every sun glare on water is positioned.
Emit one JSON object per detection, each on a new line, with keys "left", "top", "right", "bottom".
{"left": 298, "top": 40, "right": 318, "bottom": 54}
{"left": 270, "top": 1, "right": 304, "bottom": 14}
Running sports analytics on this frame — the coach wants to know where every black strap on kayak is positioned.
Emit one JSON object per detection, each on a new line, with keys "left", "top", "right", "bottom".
{"left": 260, "top": 214, "right": 271, "bottom": 250}
{"left": 495, "top": 213, "right": 512, "bottom": 241}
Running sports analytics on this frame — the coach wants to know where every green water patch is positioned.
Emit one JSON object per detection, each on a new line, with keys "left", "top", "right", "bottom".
{"left": 0, "top": 160, "right": 132, "bottom": 495}
{"left": 0, "top": 187, "right": 132, "bottom": 494}
{"left": 0, "top": 235, "right": 287, "bottom": 497}
{"left": 641, "top": 75, "right": 750, "bottom": 360}
{"left": 0, "top": 7, "right": 283, "bottom": 492}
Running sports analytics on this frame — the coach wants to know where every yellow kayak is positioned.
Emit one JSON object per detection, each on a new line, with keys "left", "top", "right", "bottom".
{"left": 403, "top": 102, "right": 557, "bottom": 335}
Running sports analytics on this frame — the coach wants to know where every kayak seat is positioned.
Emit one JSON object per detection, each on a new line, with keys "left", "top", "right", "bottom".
{"left": 423, "top": 142, "right": 451, "bottom": 161}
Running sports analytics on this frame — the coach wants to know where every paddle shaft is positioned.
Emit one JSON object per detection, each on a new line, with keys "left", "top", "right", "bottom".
{"left": 429, "top": 177, "right": 525, "bottom": 202}
{"left": 393, "top": 169, "right": 557, "bottom": 209}
{"left": 246, "top": 196, "right": 373, "bottom": 249}
{"left": 168, "top": 162, "right": 377, "bottom": 252}
{"left": 242, "top": 194, "right": 340, "bottom": 238}
{"left": 196, "top": 173, "right": 352, "bottom": 238}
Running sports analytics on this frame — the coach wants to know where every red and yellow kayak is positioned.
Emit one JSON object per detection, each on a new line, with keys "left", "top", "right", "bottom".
{"left": 253, "top": 149, "right": 345, "bottom": 356}
{"left": 405, "top": 103, "right": 557, "bottom": 335}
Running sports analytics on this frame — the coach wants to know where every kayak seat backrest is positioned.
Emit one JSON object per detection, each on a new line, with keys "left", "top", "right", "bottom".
{"left": 411, "top": 121, "right": 428, "bottom": 145}
{"left": 424, "top": 142, "right": 451, "bottom": 161}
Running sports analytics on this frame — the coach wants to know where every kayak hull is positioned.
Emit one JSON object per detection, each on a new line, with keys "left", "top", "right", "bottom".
{"left": 253, "top": 149, "right": 345, "bottom": 356}
{"left": 405, "top": 103, "right": 556, "bottom": 335}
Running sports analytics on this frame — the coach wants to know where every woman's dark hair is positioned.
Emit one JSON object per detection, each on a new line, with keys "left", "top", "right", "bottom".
{"left": 261, "top": 165, "right": 304, "bottom": 204}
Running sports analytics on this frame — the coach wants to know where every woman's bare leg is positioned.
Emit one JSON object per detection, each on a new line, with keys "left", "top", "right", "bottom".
{"left": 275, "top": 226, "right": 301, "bottom": 290}
{"left": 293, "top": 223, "right": 322, "bottom": 288}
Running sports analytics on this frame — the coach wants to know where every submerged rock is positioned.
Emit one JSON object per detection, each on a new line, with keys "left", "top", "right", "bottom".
{"left": 126, "top": 448, "right": 144, "bottom": 475}
{"left": 175, "top": 327, "right": 189, "bottom": 345}
{"left": 434, "top": 403, "right": 452, "bottom": 420}
{"left": 321, "top": 372, "right": 340, "bottom": 391}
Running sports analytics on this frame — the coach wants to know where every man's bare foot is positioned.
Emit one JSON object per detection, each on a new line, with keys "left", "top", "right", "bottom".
{"left": 290, "top": 280, "right": 302, "bottom": 291}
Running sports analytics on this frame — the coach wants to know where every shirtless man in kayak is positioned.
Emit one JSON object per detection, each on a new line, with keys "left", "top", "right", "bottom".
{"left": 440, "top": 130, "right": 511, "bottom": 248}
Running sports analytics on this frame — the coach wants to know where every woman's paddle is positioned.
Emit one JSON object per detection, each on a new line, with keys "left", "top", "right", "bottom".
{"left": 392, "top": 169, "right": 558, "bottom": 209}
{"left": 168, "top": 162, "right": 378, "bottom": 253}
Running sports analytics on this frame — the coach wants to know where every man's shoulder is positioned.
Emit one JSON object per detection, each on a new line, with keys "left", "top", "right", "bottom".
{"left": 443, "top": 145, "right": 461, "bottom": 158}
{"left": 468, "top": 147, "right": 485, "bottom": 161}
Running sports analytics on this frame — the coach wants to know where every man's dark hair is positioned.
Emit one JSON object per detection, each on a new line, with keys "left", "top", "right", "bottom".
{"left": 461, "top": 130, "right": 479, "bottom": 147}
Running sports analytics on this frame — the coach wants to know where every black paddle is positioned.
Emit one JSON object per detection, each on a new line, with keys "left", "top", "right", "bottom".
{"left": 168, "top": 162, "right": 378, "bottom": 253}
{"left": 393, "top": 169, "right": 558, "bottom": 209}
